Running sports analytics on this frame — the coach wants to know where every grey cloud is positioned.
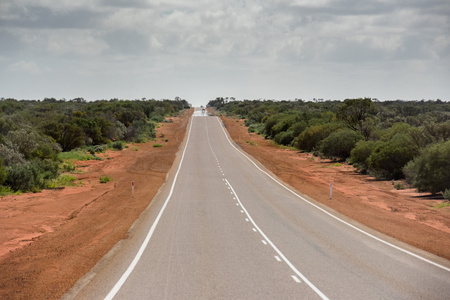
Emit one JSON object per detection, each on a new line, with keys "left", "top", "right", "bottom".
{"left": 100, "top": 0, "right": 153, "bottom": 9}
{"left": 103, "top": 29, "right": 150, "bottom": 56}
{"left": 273, "top": 0, "right": 395, "bottom": 17}
{"left": 324, "top": 38, "right": 386, "bottom": 63}
{"left": 1, "top": 5, "right": 104, "bottom": 29}
{"left": 0, "top": 31, "right": 23, "bottom": 55}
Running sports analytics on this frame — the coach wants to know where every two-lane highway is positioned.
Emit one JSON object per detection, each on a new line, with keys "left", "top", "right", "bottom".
{"left": 66, "top": 109, "right": 450, "bottom": 299}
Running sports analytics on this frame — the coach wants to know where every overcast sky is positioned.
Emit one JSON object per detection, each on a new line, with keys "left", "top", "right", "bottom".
{"left": 1, "top": 0, "right": 449, "bottom": 106}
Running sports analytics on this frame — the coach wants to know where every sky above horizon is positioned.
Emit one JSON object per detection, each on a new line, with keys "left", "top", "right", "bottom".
{"left": 1, "top": 0, "right": 449, "bottom": 107}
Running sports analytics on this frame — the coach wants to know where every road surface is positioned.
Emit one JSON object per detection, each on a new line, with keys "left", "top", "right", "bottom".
{"left": 65, "top": 109, "right": 450, "bottom": 299}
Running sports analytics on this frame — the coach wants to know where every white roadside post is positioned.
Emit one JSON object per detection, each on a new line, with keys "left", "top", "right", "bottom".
{"left": 132, "top": 180, "right": 135, "bottom": 198}
{"left": 329, "top": 182, "right": 332, "bottom": 200}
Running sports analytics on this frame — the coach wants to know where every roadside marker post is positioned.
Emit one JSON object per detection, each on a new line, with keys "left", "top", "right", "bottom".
{"left": 132, "top": 181, "right": 135, "bottom": 198}
{"left": 329, "top": 182, "right": 332, "bottom": 200}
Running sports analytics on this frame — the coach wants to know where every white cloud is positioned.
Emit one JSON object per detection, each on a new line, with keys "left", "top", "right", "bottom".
{"left": 9, "top": 60, "right": 41, "bottom": 74}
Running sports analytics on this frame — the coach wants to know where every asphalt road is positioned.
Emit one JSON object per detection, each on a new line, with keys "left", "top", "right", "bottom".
{"left": 65, "top": 110, "right": 450, "bottom": 299}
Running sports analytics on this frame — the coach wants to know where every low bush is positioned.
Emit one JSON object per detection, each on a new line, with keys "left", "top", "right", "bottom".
{"left": 0, "top": 158, "right": 7, "bottom": 185}
{"left": 60, "top": 161, "right": 76, "bottom": 172}
{"left": 443, "top": 189, "right": 450, "bottom": 201}
{"left": 273, "top": 130, "right": 294, "bottom": 146}
{"left": 368, "top": 134, "right": 418, "bottom": 179}
{"left": 5, "top": 159, "right": 59, "bottom": 192}
{"left": 135, "top": 136, "right": 147, "bottom": 143}
{"left": 99, "top": 175, "right": 111, "bottom": 183}
{"left": 87, "top": 146, "right": 95, "bottom": 155}
{"left": 153, "top": 143, "right": 163, "bottom": 148}
{"left": 404, "top": 140, "right": 450, "bottom": 194}
{"left": 58, "top": 150, "right": 96, "bottom": 161}
{"left": 319, "top": 129, "right": 363, "bottom": 160}
{"left": 349, "top": 141, "right": 377, "bottom": 173}
{"left": 46, "top": 174, "right": 77, "bottom": 189}
{"left": 0, "top": 185, "right": 15, "bottom": 196}
{"left": 0, "top": 143, "right": 25, "bottom": 166}
{"left": 248, "top": 123, "right": 265, "bottom": 134}
{"left": 295, "top": 122, "right": 342, "bottom": 152}
{"left": 112, "top": 141, "right": 124, "bottom": 150}
{"left": 94, "top": 144, "right": 109, "bottom": 153}
{"left": 394, "top": 182, "right": 406, "bottom": 190}
{"left": 244, "top": 119, "right": 254, "bottom": 127}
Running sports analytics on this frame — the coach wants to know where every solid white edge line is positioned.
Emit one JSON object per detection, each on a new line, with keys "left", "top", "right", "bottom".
{"left": 103, "top": 115, "right": 195, "bottom": 300}
{"left": 225, "top": 179, "right": 329, "bottom": 300}
{"left": 216, "top": 117, "right": 450, "bottom": 273}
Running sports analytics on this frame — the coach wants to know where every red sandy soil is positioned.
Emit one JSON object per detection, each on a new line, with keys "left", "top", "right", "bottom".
{"left": 0, "top": 109, "right": 193, "bottom": 299}
{"left": 0, "top": 109, "right": 449, "bottom": 299}
{"left": 221, "top": 116, "right": 450, "bottom": 261}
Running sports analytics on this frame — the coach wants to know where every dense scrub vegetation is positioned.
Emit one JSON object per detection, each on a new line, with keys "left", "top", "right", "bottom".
{"left": 0, "top": 97, "right": 190, "bottom": 193}
{"left": 208, "top": 97, "right": 450, "bottom": 197}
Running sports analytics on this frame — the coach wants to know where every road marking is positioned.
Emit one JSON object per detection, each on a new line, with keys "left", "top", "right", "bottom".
{"left": 216, "top": 117, "right": 450, "bottom": 273}
{"left": 262, "top": 240, "right": 267, "bottom": 245}
{"left": 245, "top": 218, "right": 249, "bottom": 222}
{"left": 275, "top": 256, "right": 281, "bottom": 262}
{"left": 240, "top": 210, "right": 244, "bottom": 213}
{"left": 292, "top": 275, "right": 301, "bottom": 283}
{"left": 104, "top": 112, "right": 196, "bottom": 300}
{"left": 225, "top": 179, "right": 328, "bottom": 300}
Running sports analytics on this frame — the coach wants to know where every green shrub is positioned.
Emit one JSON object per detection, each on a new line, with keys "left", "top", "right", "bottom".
{"left": 295, "top": 122, "right": 342, "bottom": 152}
{"left": 274, "top": 130, "right": 294, "bottom": 146}
{"left": 46, "top": 174, "right": 77, "bottom": 189}
{"left": 264, "top": 114, "right": 297, "bottom": 138}
{"left": 99, "top": 175, "right": 111, "bottom": 183}
{"left": 0, "top": 185, "right": 15, "bottom": 196}
{"left": 319, "top": 129, "right": 363, "bottom": 160}
{"left": 135, "top": 136, "right": 147, "bottom": 143}
{"left": 403, "top": 141, "right": 450, "bottom": 194}
{"left": 87, "top": 146, "right": 95, "bottom": 155}
{"left": 0, "top": 143, "right": 26, "bottom": 166}
{"left": 0, "top": 158, "right": 7, "bottom": 185}
{"left": 5, "top": 159, "right": 59, "bottom": 192}
{"left": 368, "top": 134, "right": 418, "bottom": 179}
{"left": 394, "top": 182, "right": 406, "bottom": 190}
{"left": 58, "top": 150, "right": 96, "bottom": 161}
{"left": 6, "top": 163, "right": 36, "bottom": 192}
{"left": 248, "top": 123, "right": 265, "bottom": 134}
{"left": 349, "top": 141, "right": 377, "bottom": 173}
{"left": 94, "top": 144, "right": 108, "bottom": 153}
{"left": 443, "top": 189, "right": 450, "bottom": 201}
{"left": 112, "top": 141, "right": 124, "bottom": 150}
{"left": 153, "top": 143, "right": 163, "bottom": 147}
{"left": 244, "top": 119, "right": 254, "bottom": 127}
{"left": 290, "top": 121, "right": 308, "bottom": 137}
